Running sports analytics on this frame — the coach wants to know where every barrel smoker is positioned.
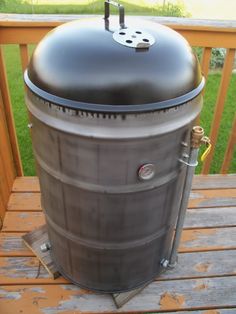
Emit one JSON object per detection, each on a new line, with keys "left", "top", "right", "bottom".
{"left": 24, "top": 1, "right": 210, "bottom": 293}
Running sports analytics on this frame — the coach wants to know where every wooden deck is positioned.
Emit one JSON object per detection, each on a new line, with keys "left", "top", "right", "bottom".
{"left": 0, "top": 175, "right": 236, "bottom": 313}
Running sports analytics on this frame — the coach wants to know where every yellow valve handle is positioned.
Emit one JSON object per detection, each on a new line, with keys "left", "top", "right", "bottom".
{"left": 200, "top": 143, "right": 212, "bottom": 162}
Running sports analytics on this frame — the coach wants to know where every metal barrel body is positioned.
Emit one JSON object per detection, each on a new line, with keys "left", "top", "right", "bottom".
{"left": 26, "top": 90, "right": 202, "bottom": 292}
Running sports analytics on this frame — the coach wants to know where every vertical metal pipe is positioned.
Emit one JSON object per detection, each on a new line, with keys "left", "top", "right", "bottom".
{"left": 168, "top": 148, "right": 199, "bottom": 267}
{"left": 168, "top": 126, "right": 204, "bottom": 267}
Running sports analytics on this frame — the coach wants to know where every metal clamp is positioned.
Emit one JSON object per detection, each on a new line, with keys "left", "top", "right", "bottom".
{"left": 179, "top": 158, "right": 198, "bottom": 167}
{"left": 179, "top": 152, "right": 198, "bottom": 167}
{"left": 104, "top": 0, "right": 125, "bottom": 29}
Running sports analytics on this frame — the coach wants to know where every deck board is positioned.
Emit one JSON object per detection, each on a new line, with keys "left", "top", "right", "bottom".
{"left": 184, "top": 206, "right": 236, "bottom": 228}
{"left": 0, "top": 232, "right": 35, "bottom": 256}
{"left": 0, "top": 277, "right": 236, "bottom": 313}
{"left": 3, "top": 206, "right": 236, "bottom": 231}
{"left": 1, "top": 227, "right": 236, "bottom": 257}
{"left": 192, "top": 174, "right": 236, "bottom": 190}
{"left": 7, "top": 188, "right": 236, "bottom": 211}
{"left": 0, "top": 175, "right": 236, "bottom": 313}
{"left": 1, "top": 211, "right": 45, "bottom": 232}
{"left": 0, "top": 250, "right": 236, "bottom": 285}
{"left": 7, "top": 192, "right": 41, "bottom": 211}
{"left": 12, "top": 176, "right": 39, "bottom": 192}
{"left": 11, "top": 175, "right": 236, "bottom": 192}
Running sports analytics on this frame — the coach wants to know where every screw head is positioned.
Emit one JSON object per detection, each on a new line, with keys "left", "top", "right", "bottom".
{"left": 40, "top": 243, "right": 51, "bottom": 253}
{"left": 160, "top": 259, "right": 169, "bottom": 268}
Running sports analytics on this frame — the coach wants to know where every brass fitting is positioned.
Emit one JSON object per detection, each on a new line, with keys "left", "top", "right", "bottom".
{"left": 191, "top": 126, "right": 211, "bottom": 161}
{"left": 191, "top": 126, "right": 204, "bottom": 148}
{"left": 201, "top": 136, "right": 211, "bottom": 146}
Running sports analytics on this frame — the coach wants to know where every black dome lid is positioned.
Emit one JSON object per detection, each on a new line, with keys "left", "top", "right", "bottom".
{"left": 25, "top": 15, "right": 204, "bottom": 113}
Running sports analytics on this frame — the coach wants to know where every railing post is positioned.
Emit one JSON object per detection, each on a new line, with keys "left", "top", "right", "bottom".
{"left": 0, "top": 91, "right": 16, "bottom": 221}
{"left": 201, "top": 48, "right": 236, "bottom": 174}
{"left": 0, "top": 46, "right": 23, "bottom": 176}
{"left": 221, "top": 114, "right": 236, "bottom": 174}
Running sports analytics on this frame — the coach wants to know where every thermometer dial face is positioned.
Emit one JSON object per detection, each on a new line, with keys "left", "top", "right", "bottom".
{"left": 138, "top": 163, "right": 155, "bottom": 181}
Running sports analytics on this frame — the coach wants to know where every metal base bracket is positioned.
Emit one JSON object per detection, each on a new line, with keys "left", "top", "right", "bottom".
{"left": 21, "top": 224, "right": 152, "bottom": 308}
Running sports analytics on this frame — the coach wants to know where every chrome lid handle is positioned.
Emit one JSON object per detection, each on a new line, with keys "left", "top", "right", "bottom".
{"left": 104, "top": 0, "right": 125, "bottom": 29}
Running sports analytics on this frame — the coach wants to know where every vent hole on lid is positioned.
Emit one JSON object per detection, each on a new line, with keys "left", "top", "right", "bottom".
{"left": 119, "top": 32, "right": 126, "bottom": 35}
{"left": 136, "top": 31, "right": 142, "bottom": 34}
{"left": 126, "top": 40, "right": 133, "bottom": 44}
{"left": 143, "top": 38, "right": 149, "bottom": 42}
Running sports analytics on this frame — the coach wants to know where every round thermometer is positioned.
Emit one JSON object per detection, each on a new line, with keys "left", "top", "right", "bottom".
{"left": 138, "top": 163, "right": 155, "bottom": 181}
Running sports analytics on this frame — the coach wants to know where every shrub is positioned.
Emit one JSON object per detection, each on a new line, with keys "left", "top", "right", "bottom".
{"left": 157, "top": 2, "right": 189, "bottom": 17}
{"left": 210, "top": 48, "right": 226, "bottom": 69}
{"left": 193, "top": 47, "right": 227, "bottom": 69}
{"left": 0, "top": 0, "right": 189, "bottom": 16}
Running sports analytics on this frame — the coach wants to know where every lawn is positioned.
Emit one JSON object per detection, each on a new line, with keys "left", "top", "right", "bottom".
{"left": 0, "top": 0, "right": 187, "bottom": 16}
{"left": 3, "top": 45, "right": 236, "bottom": 175}
{"left": 2, "top": 0, "right": 236, "bottom": 19}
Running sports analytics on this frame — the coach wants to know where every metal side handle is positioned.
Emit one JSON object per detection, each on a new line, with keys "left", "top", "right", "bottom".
{"left": 104, "top": 0, "right": 125, "bottom": 29}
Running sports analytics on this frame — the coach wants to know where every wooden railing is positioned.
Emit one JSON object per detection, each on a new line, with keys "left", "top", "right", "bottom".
{"left": 0, "top": 14, "right": 236, "bottom": 219}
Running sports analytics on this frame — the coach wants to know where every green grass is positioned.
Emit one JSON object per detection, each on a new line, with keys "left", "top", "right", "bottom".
{"left": 3, "top": 45, "right": 236, "bottom": 175}
{"left": 3, "top": 45, "right": 35, "bottom": 175}
{"left": 0, "top": 0, "right": 188, "bottom": 16}
{"left": 199, "top": 73, "right": 236, "bottom": 174}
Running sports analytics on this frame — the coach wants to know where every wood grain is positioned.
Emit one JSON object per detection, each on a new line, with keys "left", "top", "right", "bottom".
{"left": 0, "top": 46, "right": 23, "bottom": 176}
{"left": 0, "top": 256, "right": 67, "bottom": 285}
{"left": 189, "top": 189, "right": 236, "bottom": 208}
{"left": 3, "top": 206, "right": 236, "bottom": 232}
{"left": 192, "top": 174, "right": 236, "bottom": 190}
{"left": 0, "top": 151, "right": 9, "bottom": 218}
{"left": 19, "top": 44, "right": 29, "bottom": 72}
{"left": 7, "top": 192, "right": 41, "bottom": 211}
{"left": 179, "top": 227, "right": 236, "bottom": 252}
{"left": 1, "top": 227, "right": 236, "bottom": 257}
{"left": 1, "top": 212, "right": 45, "bottom": 232}
{"left": 201, "top": 47, "right": 212, "bottom": 81}
{"left": 0, "top": 276, "right": 236, "bottom": 313}
{"left": 221, "top": 114, "right": 236, "bottom": 174}
{"left": 184, "top": 207, "right": 236, "bottom": 228}
{"left": 6, "top": 187, "right": 236, "bottom": 212}
{"left": 11, "top": 175, "right": 236, "bottom": 193}
{"left": 195, "top": 47, "right": 212, "bottom": 125}
{"left": 12, "top": 177, "right": 39, "bottom": 192}
{"left": 1, "top": 14, "right": 236, "bottom": 28}
{"left": 161, "top": 250, "right": 236, "bottom": 280}
{"left": 1, "top": 250, "right": 236, "bottom": 285}
{"left": 0, "top": 93, "right": 15, "bottom": 190}
{"left": 0, "top": 92, "right": 15, "bottom": 218}
{"left": 1, "top": 15, "right": 236, "bottom": 48}
{"left": 0, "top": 233, "right": 31, "bottom": 257}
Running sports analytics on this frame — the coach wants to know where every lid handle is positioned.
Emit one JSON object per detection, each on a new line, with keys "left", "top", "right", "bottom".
{"left": 104, "top": 0, "right": 125, "bottom": 29}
